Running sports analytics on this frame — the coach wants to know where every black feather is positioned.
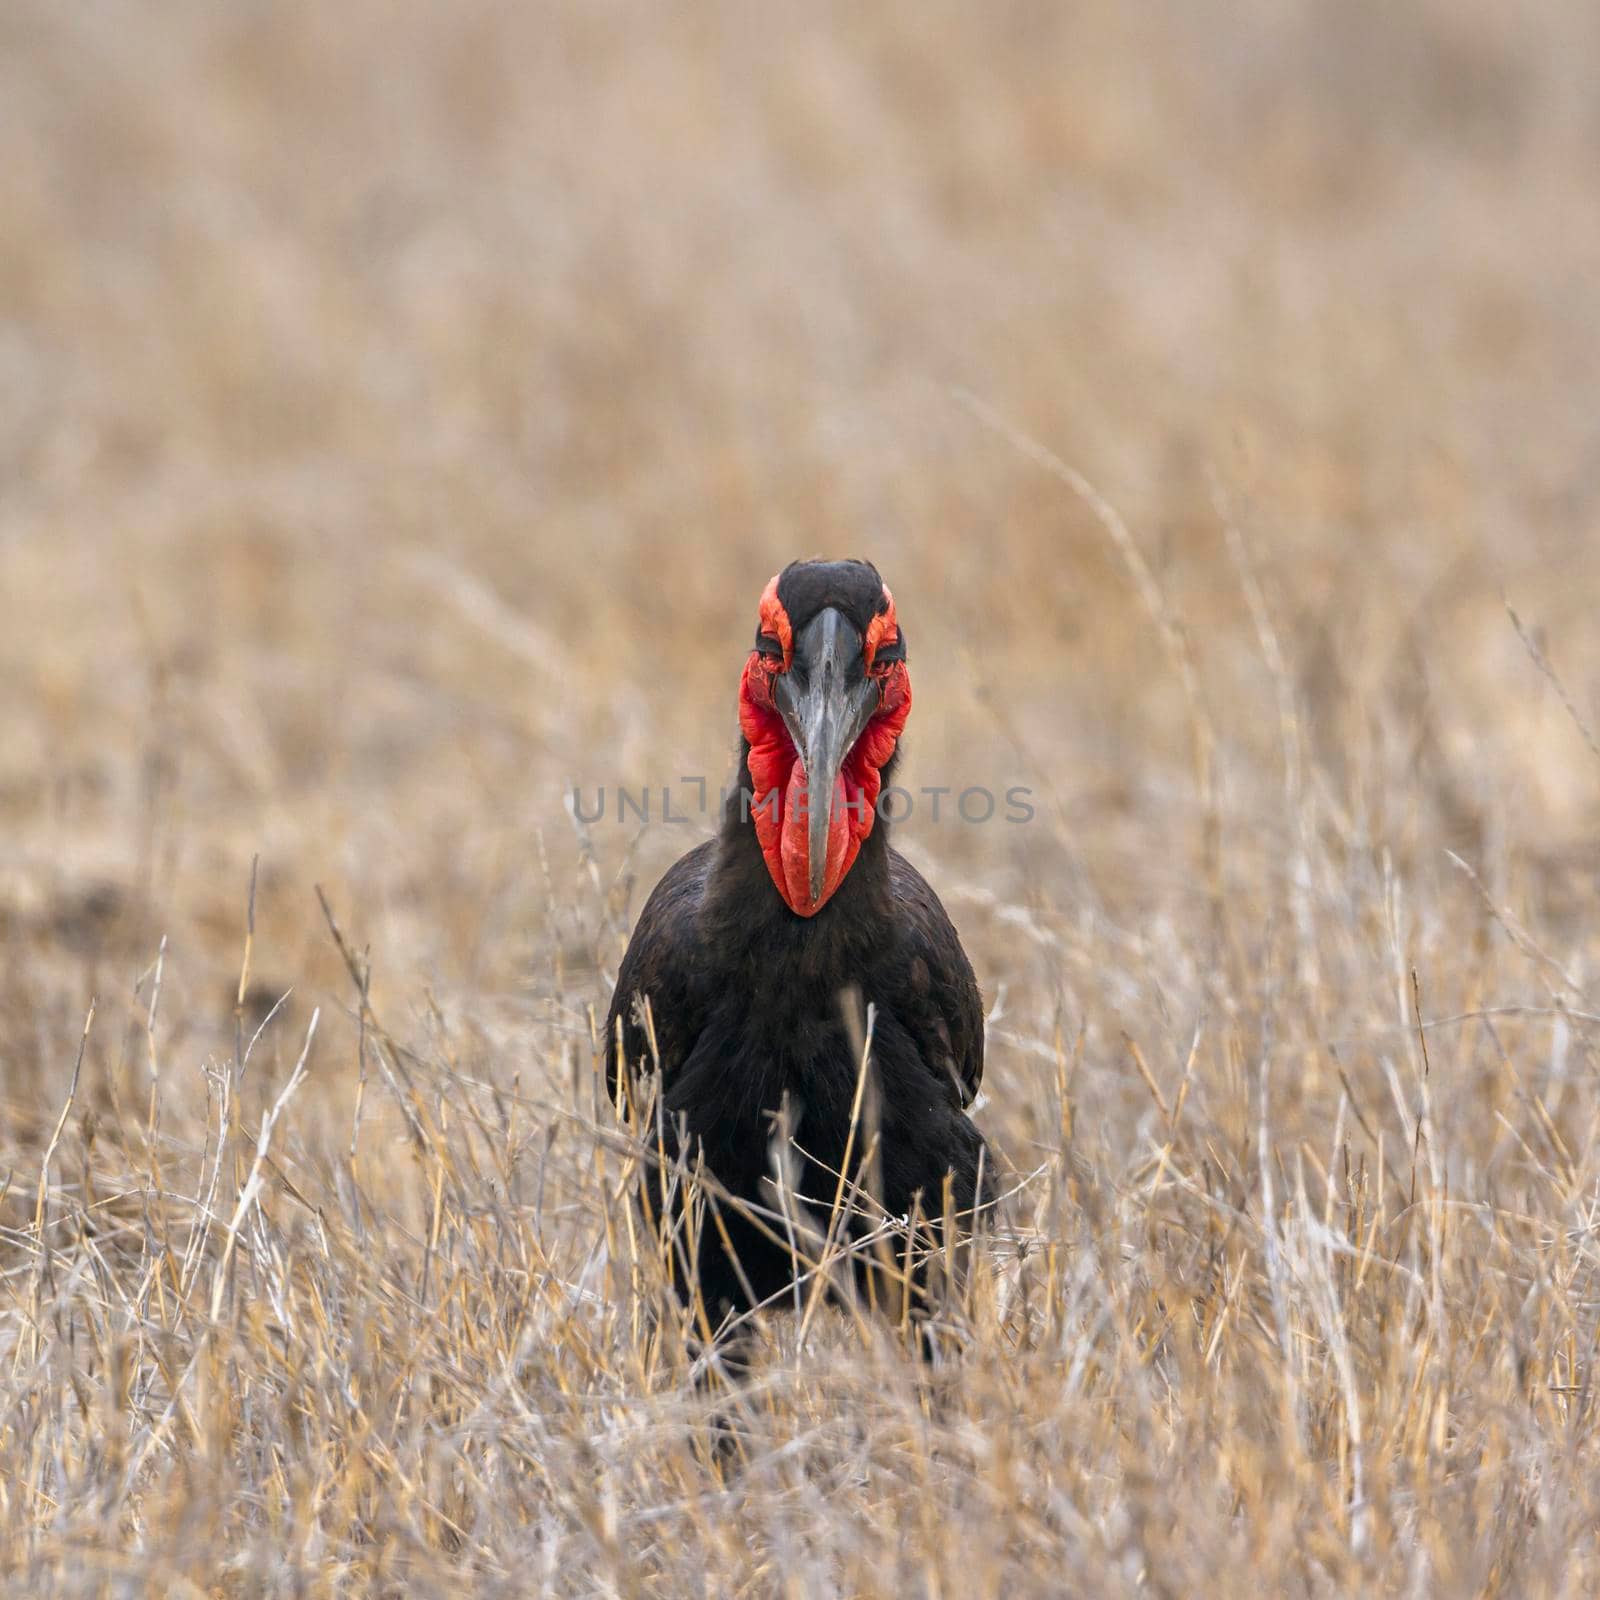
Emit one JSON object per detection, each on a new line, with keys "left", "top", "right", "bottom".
{"left": 604, "top": 574, "right": 991, "bottom": 1331}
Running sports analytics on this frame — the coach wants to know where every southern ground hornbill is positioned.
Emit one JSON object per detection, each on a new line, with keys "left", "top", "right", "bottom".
{"left": 604, "top": 559, "right": 991, "bottom": 1348}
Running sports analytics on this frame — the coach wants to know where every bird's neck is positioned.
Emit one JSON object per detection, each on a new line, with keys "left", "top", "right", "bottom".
{"left": 702, "top": 740, "right": 897, "bottom": 976}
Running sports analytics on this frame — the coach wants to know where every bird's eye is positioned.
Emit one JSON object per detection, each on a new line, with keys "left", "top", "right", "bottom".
{"left": 755, "top": 628, "right": 784, "bottom": 660}
{"left": 872, "top": 630, "right": 907, "bottom": 666}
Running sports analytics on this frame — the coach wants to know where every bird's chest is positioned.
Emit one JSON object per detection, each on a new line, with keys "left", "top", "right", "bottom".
{"left": 669, "top": 988, "right": 885, "bottom": 1155}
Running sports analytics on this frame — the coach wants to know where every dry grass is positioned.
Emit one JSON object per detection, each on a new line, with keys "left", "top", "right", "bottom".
{"left": 4, "top": 1, "right": 1600, "bottom": 1594}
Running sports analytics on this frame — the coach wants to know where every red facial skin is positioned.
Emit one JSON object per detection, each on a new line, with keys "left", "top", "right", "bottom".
{"left": 738, "top": 583, "right": 912, "bottom": 917}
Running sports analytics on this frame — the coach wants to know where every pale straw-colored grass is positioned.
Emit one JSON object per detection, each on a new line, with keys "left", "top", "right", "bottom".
{"left": 3, "top": 3, "right": 1599, "bottom": 1593}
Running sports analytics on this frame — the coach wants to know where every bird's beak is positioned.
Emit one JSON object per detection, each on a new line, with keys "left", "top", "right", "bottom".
{"left": 774, "top": 608, "right": 881, "bottom": 907}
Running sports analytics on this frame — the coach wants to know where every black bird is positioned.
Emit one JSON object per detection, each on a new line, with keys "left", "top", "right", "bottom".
{"left": 605, "top": 559, "right": 990, "bottom": 1340}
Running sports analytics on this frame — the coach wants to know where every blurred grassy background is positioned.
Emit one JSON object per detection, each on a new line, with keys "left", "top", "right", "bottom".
{"left": 3, "top": 2, "right": 1599, "bottom": 1593}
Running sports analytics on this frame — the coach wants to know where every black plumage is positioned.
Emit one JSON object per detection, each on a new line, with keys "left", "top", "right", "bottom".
{"left": 604, "top": 560, "right": 991, "bottom": 1334}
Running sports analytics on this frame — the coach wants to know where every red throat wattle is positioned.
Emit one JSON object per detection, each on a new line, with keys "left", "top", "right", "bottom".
{"left": 737, "top": 586, "right": 911, "bottom": 917}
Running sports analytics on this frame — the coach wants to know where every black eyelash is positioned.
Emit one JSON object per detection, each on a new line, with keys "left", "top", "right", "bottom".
{"left": 873, "top": 630, "right": 907, "bottom": 664}
{"left": 755, "top": 629, "right": 784, "bottom": 659}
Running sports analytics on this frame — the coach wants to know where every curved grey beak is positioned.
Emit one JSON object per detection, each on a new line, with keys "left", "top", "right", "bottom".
{"left": 773, "top": 608, "right": 880, "bottom": 906}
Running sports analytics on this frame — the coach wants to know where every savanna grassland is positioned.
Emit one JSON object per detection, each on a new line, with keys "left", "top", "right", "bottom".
{"left": 3, "top": 3, "right": 1600, "bottom": 1594}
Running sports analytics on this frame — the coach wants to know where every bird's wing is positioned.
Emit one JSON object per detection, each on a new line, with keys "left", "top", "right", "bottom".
{"left": 888, "top": 848, "right": 985, "bottom": 1109}
{"left": 603, "top": 838, "right": 716, "bottom": 1109}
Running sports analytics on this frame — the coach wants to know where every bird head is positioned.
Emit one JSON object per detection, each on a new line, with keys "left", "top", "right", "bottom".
{"left": 738, "top": 559, "right": 912, "bottom": 916}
